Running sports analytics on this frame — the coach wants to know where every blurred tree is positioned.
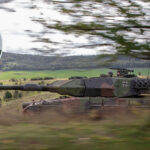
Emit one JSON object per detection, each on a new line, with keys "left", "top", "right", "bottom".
{"left": 32, "top": 0, "right": 150, "bottom": 59}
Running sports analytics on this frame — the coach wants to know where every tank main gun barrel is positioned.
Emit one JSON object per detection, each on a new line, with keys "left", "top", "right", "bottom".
{"left": 0, "top": 82, "right": 85, "bottom": 97}
{"left": 0, "top": 84, "right": 50, "bottom": 91}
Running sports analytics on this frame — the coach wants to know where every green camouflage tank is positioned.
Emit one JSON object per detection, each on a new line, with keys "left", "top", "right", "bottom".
{"left": 0, "top": 75, "right": 148, "bottom": 97}
{"left": 0, "top": 68, "right": 149, "bottom": 113}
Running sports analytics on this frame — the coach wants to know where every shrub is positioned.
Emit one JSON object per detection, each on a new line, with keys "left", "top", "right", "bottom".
{"left": 13, "top": 91, "right": 19, "bottom": 99}
{"left": 31, "top": 77, "right": 43, "bottom": 81}
{"left": 39, "top": 81, "right": 45, "bottom": 85}
{"left": 13, "top": 91, "right": 23, "bottom": 99}
{"left": 4, "top": 91, "right": 12, "bottom": 100}
{"left": 43, "top": 77, "right": 54, "bottom": 80}
{"left": 10, "top": 78, "right": 17, "bottom": 82}
{"left": 18, "top": 92, "right": 23, "bottom": 98}
{"left": 0, "top": 98, "right": 2, "bottom": 106}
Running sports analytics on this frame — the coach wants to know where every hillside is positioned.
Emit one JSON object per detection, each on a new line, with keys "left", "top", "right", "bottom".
{"left": 0, "top": 53, "right": 149, "bottom": 71}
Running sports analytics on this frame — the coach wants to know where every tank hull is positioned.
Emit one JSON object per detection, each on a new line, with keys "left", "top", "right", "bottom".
{"left": 23, "top": 96, "right": 150, "bottom": 114}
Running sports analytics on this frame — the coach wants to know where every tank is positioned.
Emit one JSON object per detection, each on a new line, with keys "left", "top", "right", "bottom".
{"left": 0, "top": 68, "right": 149, "bottom": 98}
{"left": 0, "top": 68, "right": 149, "bottom": 113}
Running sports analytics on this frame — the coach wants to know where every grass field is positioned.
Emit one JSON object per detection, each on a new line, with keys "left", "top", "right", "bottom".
{"left": 0, "top": 68, "right": 149, "bottom": 80}
{"left": 0, "top": 120, "right": 150, "bottom": 150}
{"left": 0, "top": 99, "right": 150, "bottom": 150}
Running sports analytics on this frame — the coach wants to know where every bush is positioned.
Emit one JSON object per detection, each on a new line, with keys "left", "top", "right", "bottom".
{"left": 13, "top": 91, "right": 23, "bottom": 99}
{"left": 31, "top": 77, "right": 43, "bottom": 81}
{"left": 4, "top": 91, "right": 12, "bottom": 100}
{"left": 43, "top": 77, "right": 54, "bottom": 80}
{"left": 10, "top": 78, "right": 17, "bottom": 82}
{"left": 18, "top": 92, "right": 23, "bottom": 98}
{"left": 13, "top": 91, "right": 19, "bottom": 99}
{"left": 31, "top": 77, "right": 54, "bottom": 81}
{"left": 38, "top": 81, "right": 45, "bottom": 85}
{"left": 0, "top": 98, "right": 2, "bottom": 107}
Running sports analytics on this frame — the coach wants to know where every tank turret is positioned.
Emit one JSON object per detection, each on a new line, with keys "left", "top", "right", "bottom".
{"left": 0, "top": 76, "right": 150, "bottom": 98}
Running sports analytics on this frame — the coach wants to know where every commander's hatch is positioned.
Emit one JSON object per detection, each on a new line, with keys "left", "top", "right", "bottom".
{"left": 110, "top": 67, "right": 137, "bottom": 78}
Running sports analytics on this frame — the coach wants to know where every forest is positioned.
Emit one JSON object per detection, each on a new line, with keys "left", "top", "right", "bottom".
{"left": 0, "top": 52, "right": 149, "bottom": 71}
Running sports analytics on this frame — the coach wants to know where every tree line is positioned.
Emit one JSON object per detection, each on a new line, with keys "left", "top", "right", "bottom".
{"left": 0, "top": 53, "right": 149, "bottom": 71}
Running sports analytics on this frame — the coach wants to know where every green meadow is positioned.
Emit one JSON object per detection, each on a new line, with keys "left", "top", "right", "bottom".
{"left": 0, "top": 119, "right": 150, "bottom": 150}
{"left": 0, "top": 68, "right": 149, "bottom": 80}
{"left": 0, "top": 98, "right": 150, "bottom": 150}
